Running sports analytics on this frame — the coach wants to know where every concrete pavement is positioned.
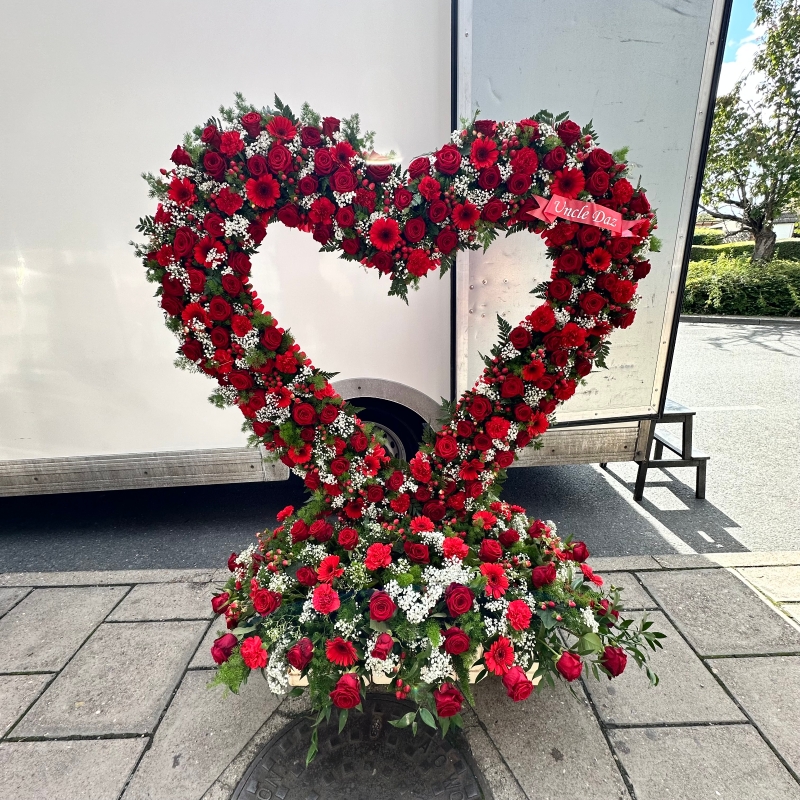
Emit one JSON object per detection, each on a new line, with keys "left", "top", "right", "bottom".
{"left": 3, "top": 552, "right": 800, "bottom": 800}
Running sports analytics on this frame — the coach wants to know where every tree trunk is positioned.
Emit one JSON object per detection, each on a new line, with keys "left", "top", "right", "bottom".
{"left": 752, "top": 228, "right": 777, "bottom": 262}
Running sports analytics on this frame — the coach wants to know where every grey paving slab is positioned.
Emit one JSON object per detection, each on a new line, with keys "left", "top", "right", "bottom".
{"left": 651, "top": 554, "right": 718, "bottom": 569}
{"left": 589, "top": 556, "right": 663, "bottom": 572}
{"left": 122, "top": 669, "right": 282, "bottom": 800}
{"left": 473, "top": 677, "right": 629, "bottom": 800}
{"left": 711, "top": 656, "right": 800, "bottom": 776}
{"left": 639, "top": 568, "right": 800, "bottom": 656}
{"left": 584, "top": 612, "right": 744, "bottom": 725}
{"left": 738, "top": 566, "right": 800, "bottom": 602}
{"left": 189, "top": 621, "right": 223, "bottom": 669}
{"left": 609, "top": 725, "right": 800, "bottom": 800}
{"left": 0, "top": 674, "right": 52, "bottom": 736}
{"left": 0, "top": 587, "right": 29, "bottom": 617}
{"left": 0, "top": 739, "right": 147, "bottom": 800}
{"left": 0, "top": 568, "right": 217, "bottom": 587}
{"left": 710, "top": 551, "right": 800, "bottom": 568}
{"left": 0, "top": 586, "right": 128, "bottom": 672}
{"left": 108, "top": 582, "right": 214, "bottom": 621}
{"left": 14, "top": 620, "right": 206, "bottom": 737}
{"left": 605, "top": 572, "right": 657, "bottom": 610}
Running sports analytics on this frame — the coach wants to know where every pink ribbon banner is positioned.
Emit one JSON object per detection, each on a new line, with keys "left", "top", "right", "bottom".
{"left": 528, "top": 194, "right": 638, "bottom": 237}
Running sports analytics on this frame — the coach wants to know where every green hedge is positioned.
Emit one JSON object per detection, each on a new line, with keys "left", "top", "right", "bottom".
{"left": 690, "top": 239, "right": 800, "bottom": 262}
{"left": 692, "top": 228, "right": 725, "bottom": 246}
{"left": 682, "top": 255, "right": 800, "bottom": 316}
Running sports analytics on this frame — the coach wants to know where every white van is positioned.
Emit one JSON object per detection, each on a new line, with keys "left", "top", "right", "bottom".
{"left": 0, "top": 0, "right": 730, "bottom": 495}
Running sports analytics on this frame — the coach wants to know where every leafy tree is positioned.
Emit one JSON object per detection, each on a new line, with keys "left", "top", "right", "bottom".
{"left": 700, "top": 0, "right": 800, "bottom": 262}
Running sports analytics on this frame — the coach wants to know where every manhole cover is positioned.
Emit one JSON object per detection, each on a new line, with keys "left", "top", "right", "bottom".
{"left": 232, "top": 694, "right": 483, "bottom": 800}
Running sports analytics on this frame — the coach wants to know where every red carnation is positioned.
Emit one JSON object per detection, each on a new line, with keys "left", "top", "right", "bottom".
{"left": 312, "top": 584, "right": 340, "bottom": 614}
{"left": 240, "top": 636, "right": 268, "bottom": 669}
{"left": 365, "top": 542, "right": 392, "bottom": 571}
{"left": 507, "top": 599, "right": 533, "bottom": 631}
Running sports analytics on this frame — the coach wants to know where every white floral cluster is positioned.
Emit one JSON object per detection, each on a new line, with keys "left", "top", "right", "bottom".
{"left": 420, "top": 647, "right": 453, "bottom": 685}
{"left": 383, "top": 581, "right": 439, "bottom": 625}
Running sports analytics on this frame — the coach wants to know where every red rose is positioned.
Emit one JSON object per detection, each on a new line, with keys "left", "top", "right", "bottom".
{"left": 502, "top": 666, "right": 534, "bottom": 701}
{"left": 371, "top": 632, "right": 394, "bottom": 659}
{"left": 571, "top": 541, "right": 590, "bottom": 562}
{"left": 478, "top": 165, "right": 501, "bottom": 190}
{"left": 404, "top": 217, "right": 427, "bottom": 243}
{"left": 587, "top": 148, "right": 614, "bottom": 171}
{"left": 300, "top": 126, "right": 322, "bottom": 148}
{"left": 296, "top": 566, "right": 317, "bottom": 587}
{"left": 629, "top": 192, "right": 651, "bottom": 214}
{"left": 211, "top": 633, "right": 238, "bottom": 665}
{"left": 509, "top": 326, "right": 531, "bottom": 350}
{"left": 298, "top": 175, "right": 319, "bottom": 196}
{"left": 292, "top": 403, "right": 316, "bottom": 426}
{"left": 246, "top": 155, "right": 268, "bottom": 177}
{"left": 495, "top": 450, "right": 514, "bottom": 468}
{"left": 404, "top": 541, "right": 430, "bottom": 564}
{"left": 181, "top": 340, "right": 202, "bottom": 362}
{"left": 473, "top": 433, "right": 492, "bottom": 451}
{"left": 469, "top": 395, "right": 492, "bottom": 421}
{"left": 172, "top": 227, "right": 197, "bottom": 259}
{"left": 514, "top": 403, "right": 533, "bottom": 423}
{"left": 479, "top": 539, "right": 503, "bottom": 562}
{"left": 310, "top": 519, "right": 334, "bottom": 542}
{"left": 587, "top": 170, "right": 610, "bottom": 197}
{"left": 531, "top": 562, "right": 557, "bottom": 588}
{"left": 422, "top": 500, "right": 446, "bottom": 522}
{"left": 556, "top": 651, "right": 583, "bottom": 682}
{"left": 556, "top": 250, "right": 583, "bottom": 274}
{"left": 632, "top": 260, "right": 651, "bottom": 280}
{"left": 331, "top": 168, "right": 357, "bottom": 193}
{"left": 229, "top": 252, "right": 252, "bottom": 276}
{"left": 338, "top": 527, "right": 359, "bottom": 550}
{"left": 435, "top": 434, "right": 459, "bottom": 461}
{"left": 322, "top": 116, "right": 340, "bottom": 137}
{"left": 507, "top": 173, "right": 532, "bottom": 195}
{"left": 208, "top": 296, "right": 231, "bottom": 321}
{"left": 482, "top": 198, "right": 505, "bottom": 222}
{"left": 580, "top": 291, "right": 606, "bottom": 316}
{"left": 408, "top": 156, "right": 430, "bottom": 179}
{"left": 203, "top": 151, "right": 226, "bottom": 180}
{"left": 456, "top": 420, "right": 474, "bottom": 438}
{"left": 221, "top": 274, "right": 242, "bottom": 296}
{"left": 442, "top": 627, "right": 471, "bottom": 655}
{"left": 436, "top": 229, "right": 458, "bottom": 254}
{"left": 170, "top": 146, "right": 193, "bottom": 167}
{"left": 474, "top": 119, "right": 497, "bottom": 136}
{"left": 445, "top": 583, "right": 474, "bottom": 616}
{"left": 433, "top": 683, "right": 464, "bottom": 717}
{"left": 241, "top": 112, "right": 262, "bottom": 137}
{"left": 276, "top": 204, "right": 300, "bottom": 228}
{"left": 261, "top": 326, "right": 283, "bottom": 351}
{"left": 369, "top": 591, "right": 397, "bottom": 622}
{"left": 350, "top": 431, "right": 368, "bottom": 451}
{"left": 367, "top": 163, "right": 394, "bottom": 182}
{"left": 387, "top": 470, "right": 404, "bottom": 491}
{"left": 577, "top": 226, "right": 602, "bottom": 249}
{"left": 557, "top": 120, "right": 582, "bottom": 146}
{"left": 314, "top": 149, "right": 334, "bottom": 176}
{"left": 330, "top": 673, "right": 361, "bottom": 709}
{"left": 501, "top": 375, "right": 524, "bottom": 398}
{"left": 435, "top": 144, "right": 462, "bottom": 175}
{"left": 394, "top": 187, "right": 413, "bottom": 209}
{"left": 228, "top": 372, "right": 252, "bottom": 391}
{"left": 335, "top": 207, "right": 355, "bottom": 228}
{"left": 600, "top": 646, "right": 627, "bottom": 677}
{"left": 267, "top": 144, "right": 292, "bottom": 174}
{"left": 608, "top": 238, "right": 633, "bottom": 259}
{"left": 249, "top": 220, "right": 267, "bottom": 243}
{"left": 252, "top": 588, "right": 281, "bottom": 616}
{"left": 211, "top": 592, "right": 230, "bottom": 615}
{"left": 548, "top": 278, "right": 573, "bottom": 302}
{"left": 498, "top": 529, "right": 520, "bottom": 548}
{"left": 287, "top": 637, "right": 314, "bottom": 670}
{"left": 542, "top": 147, "right": 567, "bottom": 172}
{"left": 330, "top": 457, "right": 350, "bottom": 477}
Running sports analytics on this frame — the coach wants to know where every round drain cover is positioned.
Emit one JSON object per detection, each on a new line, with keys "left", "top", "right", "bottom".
{"left": 232, "top": 695, "right": 483, "bottom": 800}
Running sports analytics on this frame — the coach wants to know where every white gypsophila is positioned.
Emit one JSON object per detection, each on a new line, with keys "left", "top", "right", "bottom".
{"left": 546, "top": 519, "right": 558, "bottom": 535}
{"left": 422, "top": 557, "right": 477, "bottom": 593}
{"left": 232, "top": 328, "right": 260, "bottom": 353}
{"left": 523, "top": 386, "right": 545, "bottom": 406}
{"left": 386, "top": 558, "right": 412, "bottom": 576}
{"left": 330, "top": 495, "right": 346, "bottom": 509}
{"left": 452, "top": 174, "right": 471, "bottom": 197}
{"left": 298, "top": 543, "right": 328, "bottom": 565}
{"left": 450, "top": 129, "right": 462, "bottom": 145}
{"left": 299, "top": 193, "right": 319, "bottom": 210}
{"left": 474, "top": 381, "right": 499, "bottom": 399}
{"left": 245, "top": 131, "right": 272, "bottom": 158}
{"left": 334, "top": 616, "right": 360, "bottom": 640}
{"left": 554, "top": 309, "right": 571, "bottom": 327}
{"left": 298, "top": 595, "right": 318, "bottom": 624}
{"left": 457, "top": 228, "right": 472, "bottom": 243}
{"left": 511, "top": 513, "right": 528, "bottom": 535}
{"left": 174, "top": 165, "right": 199, "bottom": 180}
{"left": 498, "top": 162, "right": 513, "bottom": 181}
{"left": 265, "top": 634, "right": 293, "bottom": 694}
{"left": 266, "top": 572, "right": 293, "bottom": 593}
{"left": 343, "top": 560, "right": 371, "bottom": 590}
{"left": 484, "top": 448, "right": 496, "bottom": 462}
{"left": 333, "top": 191, "right": 356, "bottom": 207}
{"left": 216, "top": 386, "right": 240, "bottom": 407}
{"left": 420, "top": 648, "right": 454, "bottom": 685}
{"left": 582, "top": 606, "right": 600, "bottom": 634}
{"left": 332, "top": 222, "right": 344, "bottom": 242}
{"left": 499, "top": 342, "right": 520, "bottom": 360}
{"left": 328, "top": 413, "right": 355, "bottom": 439}
{"left": 224, "top": 214, "right": 251, "bottom": 240}
{"left": 383, "top": 581, "right": 439, "bottom": 624}
{"left": 420, "top": 530, "right": 445, "bottom": 555}
{"left": 500, "top": 120, "right": 517, "bottom": 138}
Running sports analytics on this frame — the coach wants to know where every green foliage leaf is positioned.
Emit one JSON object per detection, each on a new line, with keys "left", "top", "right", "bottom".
{"left": 419, "top": 707, "right": 436, "bottom": 728}
{"left": 389, "top": 711, "right": 416, "bottom": 728}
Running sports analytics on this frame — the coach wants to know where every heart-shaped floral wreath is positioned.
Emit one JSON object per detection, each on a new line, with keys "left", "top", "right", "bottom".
{"left": 135, "top": 95, "right": 663, "bottom": 754}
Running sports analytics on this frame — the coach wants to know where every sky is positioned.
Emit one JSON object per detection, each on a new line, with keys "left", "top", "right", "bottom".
{"left": 718, "top": 0, "right": 761, "bottom": 98}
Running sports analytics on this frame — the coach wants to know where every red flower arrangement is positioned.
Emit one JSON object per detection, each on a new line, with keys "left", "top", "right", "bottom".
{"left": 135, "top": 96, "right": 664, "bottom": 756}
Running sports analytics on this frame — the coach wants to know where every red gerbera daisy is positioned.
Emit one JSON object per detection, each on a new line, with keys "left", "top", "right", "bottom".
{"left": 332, "top": 141, "right": 356, "bottom": 165}
{"left": 485, "top": 636, "right": 514, "bottom": 675}
{"left": 470, "top": 137, "right": 499, "bottom": 169}
{"left": 480, "top": 562, "right": 509, "bottom": 598}
{"left": 168, "top": 177, "right": 197, "bottom": 207}
{"left": 246, "top": 174, "right": 281, "bottom": 208}
{"left": 369, "top": 218, "right": 401, "bottom": 252}
{"left": 585, "top": 247, "right": 612, "bottom": 272}
{"left": 317, "top": 555, "right": 345, "bottom": 584}
{"left": 325, "top": 637, "right": 358, "bottom": 667}
{"left": 452, "top": 202, "right": 480, "bottom": 230}
{"left": 266, "top": 115, "right": 297, "bottom": 141}
{"left": 522, "top": 359, "right": 546, "bottom": 381}
{"left": 550, "top": 168, "right": 586, "bottom": 199}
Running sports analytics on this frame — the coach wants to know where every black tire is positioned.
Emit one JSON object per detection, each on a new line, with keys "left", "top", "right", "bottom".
{"left": 348, "top": 397, "right": 425, "bottom": 463}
